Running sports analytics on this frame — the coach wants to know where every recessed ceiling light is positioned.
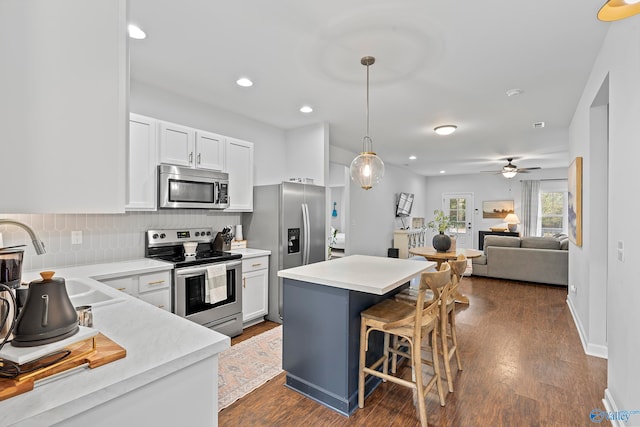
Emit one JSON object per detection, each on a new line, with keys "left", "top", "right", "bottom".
{"left": 439, "top": 170, "right": 446, "bottom": 174}
{"left": 127, "top": 24, "right": 146, "bottom": 40}
{"left": 236, "top": 77, "right": 253, "bottom": 87}
{"left": 409, "top": 155, "right": 417, "bottom": 160}
{"left": 434, "top": 125, "right": 457, "bottom": 136}
{"left": 300, "top": 105, "right": 313, "bottom": 113}
{"left": 506, "top": 88, "right": 523, "bottom": 97}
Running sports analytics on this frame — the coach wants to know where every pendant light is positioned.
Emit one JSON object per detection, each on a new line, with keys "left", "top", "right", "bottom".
{"left": 598, "top": 0, "right": 640, "bottom": 21}
{"left": 350, "top": 56, "right": 384, "bottom": 190}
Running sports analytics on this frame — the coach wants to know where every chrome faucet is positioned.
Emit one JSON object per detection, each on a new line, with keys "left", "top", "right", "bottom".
{"left": 0, "top": 219, "right": 46, "bottom": 254}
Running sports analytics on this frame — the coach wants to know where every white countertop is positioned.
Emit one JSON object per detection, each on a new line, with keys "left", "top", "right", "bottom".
{"left": 277, "top": 254, "right": 436, "bottom": 295}
{"left": 20, "top": 258, "right": 173, "bottom": 283}
{"left": 228, "top": 248, "right": 271, "bottom": 259}
{"left": 1, "top": 259, "right": 230, "bottom": 426}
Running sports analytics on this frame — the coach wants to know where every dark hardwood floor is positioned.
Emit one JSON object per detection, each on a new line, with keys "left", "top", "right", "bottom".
{"left": 220, "top": 276, "right": 608, "bottom": 427}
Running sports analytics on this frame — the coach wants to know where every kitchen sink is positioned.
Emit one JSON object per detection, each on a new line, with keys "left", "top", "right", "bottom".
{"left": 64, "top": 278, "right": 124, "bottom": 308}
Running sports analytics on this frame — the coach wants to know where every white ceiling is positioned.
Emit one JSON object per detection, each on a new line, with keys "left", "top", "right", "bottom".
{"left": 128, "top": 0, "right": 610, "bottom": 176}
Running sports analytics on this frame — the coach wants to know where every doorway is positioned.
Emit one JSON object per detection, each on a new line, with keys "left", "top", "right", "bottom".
{"left": 442, "top": 193, "right": 474, "bottom": 249}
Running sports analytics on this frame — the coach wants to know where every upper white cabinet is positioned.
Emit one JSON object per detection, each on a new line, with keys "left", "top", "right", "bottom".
{"left": 159, "top": 121, "right": 225, "bottom": 171}
{"left": 196, "top": 130, "right": 226, "bottom": 171}
{"left": 0, "top": 0, "right": 127, "bottom": 213}
{"left": 226, "top": 138, "right": 254, "bottom": 212}
{"left": 127, "top": 114, "right": 157, "bottom": 211}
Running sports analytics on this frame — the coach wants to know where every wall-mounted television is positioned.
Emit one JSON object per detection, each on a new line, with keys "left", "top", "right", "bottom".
{"left": 396, "top": 192, "right": 414, "bottom": 217}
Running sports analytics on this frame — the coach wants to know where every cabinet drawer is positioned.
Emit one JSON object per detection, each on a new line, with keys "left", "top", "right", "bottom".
{"left": 101, "top": 276, "right": 136, "bottom": 295}
{"left": 138, "top": 271, "right": 171, "bottom": 293}
{"left": 139, "top": 289, "right": 171, "bottom": 311}
{"left": 242, "top": 256, "right": 269, "bottom": 273}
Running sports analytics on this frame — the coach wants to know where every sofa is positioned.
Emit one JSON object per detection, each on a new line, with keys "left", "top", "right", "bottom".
{"left": 471, "top": 235, "right": 568, "bottom": 286}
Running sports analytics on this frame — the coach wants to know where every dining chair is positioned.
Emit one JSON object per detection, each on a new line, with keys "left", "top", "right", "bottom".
{"left": 358, "top": 264, "right": 450, "bottom": 426}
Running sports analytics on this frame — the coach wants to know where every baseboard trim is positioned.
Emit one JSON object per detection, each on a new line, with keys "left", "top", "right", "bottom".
{"left": 566, "top": 297, "right": 608, "bottom": 359}
{"left": 603, "top": 388, "right": 623, "bottom": 427}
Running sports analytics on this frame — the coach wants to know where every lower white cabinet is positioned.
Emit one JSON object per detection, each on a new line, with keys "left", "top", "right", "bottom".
{"left": 242, "top": 256, "right": 268, "bottom": 325}
{"left": 100, "top": 271, "right": 171, "bottom": 312}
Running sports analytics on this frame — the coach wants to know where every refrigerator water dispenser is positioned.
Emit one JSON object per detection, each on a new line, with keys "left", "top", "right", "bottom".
{"left": 288, "top": 228, "right": 300, "bottom": 254}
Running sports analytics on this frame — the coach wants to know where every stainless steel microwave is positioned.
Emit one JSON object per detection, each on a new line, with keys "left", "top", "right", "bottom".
{"left": 158, "top": 164, "right": 229, "bottom": 209}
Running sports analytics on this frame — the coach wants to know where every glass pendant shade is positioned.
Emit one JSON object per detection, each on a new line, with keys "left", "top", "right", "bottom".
{"left": 350, "top": 146, "right": 385, "bottom": 190}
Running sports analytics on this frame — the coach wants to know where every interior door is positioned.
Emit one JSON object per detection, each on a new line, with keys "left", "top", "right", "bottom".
{"left": 443, "top": 193, "right": 474, "bottom": 249}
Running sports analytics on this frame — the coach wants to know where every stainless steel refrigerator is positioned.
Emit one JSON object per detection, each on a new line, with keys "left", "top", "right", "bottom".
{"left": 243, "top": 182, "right": 326, "bottom": 323}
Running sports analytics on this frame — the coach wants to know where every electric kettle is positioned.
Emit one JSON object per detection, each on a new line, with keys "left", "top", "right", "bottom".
{"left": 12, "top": 271, "right": 79, "bottom": 347}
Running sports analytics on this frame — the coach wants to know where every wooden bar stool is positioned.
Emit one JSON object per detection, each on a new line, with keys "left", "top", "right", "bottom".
{"left": 393, "top": 257, "right": 465, "bottom": 393}
{"left": 440, "top": 255, "right": 466, "bottom": 392}
{"left": 358, "top": 264, "right": 451, "bottom": 427}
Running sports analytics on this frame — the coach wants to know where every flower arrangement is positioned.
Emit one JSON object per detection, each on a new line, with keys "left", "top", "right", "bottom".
{"left": 427, "top": 209, "right": 452, "bottom": 234}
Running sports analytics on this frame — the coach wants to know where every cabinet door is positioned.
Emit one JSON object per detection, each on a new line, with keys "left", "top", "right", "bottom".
{"left": 127, "top": 114, "right": 157, "bottom": 211}
{"left": 242, "top": 269, "right": 268, "bottom": 322}
{"left": 195, "top": 131, "right": 226, "bottom": 171}
{"left": 139, "top": 289, "right": 171, "bottom": 312}
{"left": 226, "top": 138, "right": 254, "bottom": 212}
{"left": 159, "top": 121, "right": 195, "bottom": 167}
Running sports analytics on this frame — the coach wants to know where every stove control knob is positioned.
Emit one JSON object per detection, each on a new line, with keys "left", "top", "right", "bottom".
{"left": 152, "top": 233, "right": 159, "bottom": 239}
{"left": 195, "top": 231, "right": 200, "bottom": 237}
{"left": 206, "top": 231, "right": 211, "bottom": 236}
{"left": 201, "top": 230, "right": 206, "bottom": 236}
{"left": 160, "top": 233, "right": 166, "bottom": 239}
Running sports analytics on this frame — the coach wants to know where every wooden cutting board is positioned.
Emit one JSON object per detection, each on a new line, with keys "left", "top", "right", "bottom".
{"left": 0, "top": 333, "right": 126, "bottom": 401}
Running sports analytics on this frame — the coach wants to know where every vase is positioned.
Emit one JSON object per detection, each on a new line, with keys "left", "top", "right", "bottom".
{"left": 432, "top": 232, "right": 452, "bottom": 252}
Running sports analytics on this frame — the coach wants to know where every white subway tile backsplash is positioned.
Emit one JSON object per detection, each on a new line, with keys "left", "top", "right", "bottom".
{"left": 0, "top": 210, "right": 241, "bottom": 271}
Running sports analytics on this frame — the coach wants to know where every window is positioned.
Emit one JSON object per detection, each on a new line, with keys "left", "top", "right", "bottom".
{"left": 448, "top": 198, "right": 467, "bottom": 234}
{"left": 537, "top": 181, "right": 568, "bottom": 237}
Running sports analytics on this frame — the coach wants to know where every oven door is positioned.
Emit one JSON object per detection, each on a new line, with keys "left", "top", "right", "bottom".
{"left": 174, "top": 260, "right": 242, "bottom": 326}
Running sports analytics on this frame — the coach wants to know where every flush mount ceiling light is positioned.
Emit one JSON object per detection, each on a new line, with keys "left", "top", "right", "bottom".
{"left": 236, "top": 77, "right": 253, "bottom": 87}
{"left": 127, "top": 24, "right": 146, "bottom": 40}
{"left": 349, "top": 56, "right": 384, "bottom": 190}
{"left": 300, "top": 105, "right": 313, "bottom": 113}
{"left": 598, "top": 0, "right": 640, "bottom": 21}
{"left": 506, "top": 88, "right": 523, "bottom": 97}
{"left": 409, "top": 155, "right": 417, "bottom": 160}
{"left": 434, "top": 125, "right": 457, "bottom": 136}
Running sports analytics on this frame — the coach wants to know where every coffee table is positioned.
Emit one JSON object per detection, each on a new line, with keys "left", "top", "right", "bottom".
{"left": 408, "top": 246, "right": 483, "bottom": 304}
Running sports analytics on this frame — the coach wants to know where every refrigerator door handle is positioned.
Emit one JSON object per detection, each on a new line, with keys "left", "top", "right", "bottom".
{"left": 302, "top": 203, "right": 310, "bottom": 265}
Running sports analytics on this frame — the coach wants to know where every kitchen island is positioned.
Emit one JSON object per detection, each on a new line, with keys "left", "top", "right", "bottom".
{"left": 277, "top": 254, "right": 435, "bottom": 416}
{"left": 1, "top": 260, "right": 229, "bottom": 427}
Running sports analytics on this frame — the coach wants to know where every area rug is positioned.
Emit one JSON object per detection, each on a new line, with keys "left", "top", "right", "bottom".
{"left": 218, "top": 325, "right": 283, "bottom": 410}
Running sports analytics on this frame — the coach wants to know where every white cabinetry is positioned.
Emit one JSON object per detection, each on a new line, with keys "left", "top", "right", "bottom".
{"left": 127, "top": 114, "right": 157, "bottom": 211}
{"left": 100, "top": 271, "right": 171, "bottom": 312}
{"left": 226, "top": 138, "right": 254, "bottom": 212}
{"left": 242, "top": 255, "right": 268, "bottom": 326}
{"left": 159, "top": 121, "right": 225, "bottom": 171}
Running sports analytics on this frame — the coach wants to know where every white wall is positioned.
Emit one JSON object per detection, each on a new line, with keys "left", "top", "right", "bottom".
{"left": 330, "top": 146, "right": 429, "bottom": 257}
{"left": 0, "top": 0, "right": 127, "bottom": 214}
{"left": 285, "top": 123, "right": 329, "bottom": 186}
{"left": 130, "top": 80, "right": 287, "bottom": 185}
{"left": 423, "top": 168, "right": 568, "bottom": 248}
{"left": 568, "top": 18, "right": 640, "bottom": 414}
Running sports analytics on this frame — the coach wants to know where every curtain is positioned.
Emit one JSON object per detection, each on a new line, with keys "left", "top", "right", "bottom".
{"left": 521, "top": 180, "right": 540, "bottom": 237}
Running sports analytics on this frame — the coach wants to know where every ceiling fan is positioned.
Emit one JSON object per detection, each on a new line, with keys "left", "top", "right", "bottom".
{"left": 483, "top": 158, "right": 541, "bottom": 179}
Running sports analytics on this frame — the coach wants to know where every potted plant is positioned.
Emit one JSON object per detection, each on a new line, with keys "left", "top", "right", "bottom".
{"left": 427, "top": 209, "right": 453, "bottom": 252}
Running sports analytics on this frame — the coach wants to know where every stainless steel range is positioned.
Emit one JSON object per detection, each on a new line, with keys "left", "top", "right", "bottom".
{"left": 145, "top": 228, "right": 243, "bottom": 337}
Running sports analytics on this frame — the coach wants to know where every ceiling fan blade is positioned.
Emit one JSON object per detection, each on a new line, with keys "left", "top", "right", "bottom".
{"left": 517, "top": 167, "right": 541, "bottom": 171}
